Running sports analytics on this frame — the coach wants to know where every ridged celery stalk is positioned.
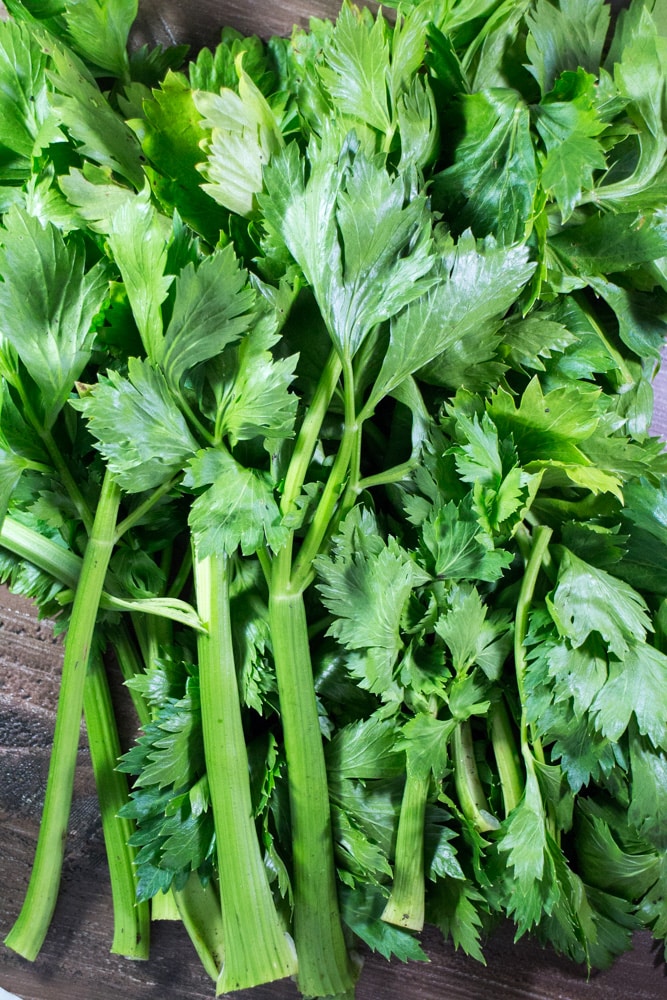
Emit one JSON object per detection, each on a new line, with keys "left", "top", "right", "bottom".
{"left": 193, "top": 549, "right": 296, "bottom": 993}
{"left": 83, "top": 651, "right": 150, "bottom": 958}
{"left": 268, "top": 582, "right": 358, "bottom": 997}
{"left": 5, "top": 470, "right": 121, "bottom": 960}
{"left": 381, "top": 770, "right": 430, "bottom": 931}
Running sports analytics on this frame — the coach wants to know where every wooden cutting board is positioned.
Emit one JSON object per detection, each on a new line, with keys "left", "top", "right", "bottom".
{"left": 1, "top": 2, "right": 666, "bottom": 998}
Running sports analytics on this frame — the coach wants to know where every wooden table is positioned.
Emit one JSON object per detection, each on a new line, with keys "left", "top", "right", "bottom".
{"left": 1, "top": 1, "right": 666, "bottom": 998}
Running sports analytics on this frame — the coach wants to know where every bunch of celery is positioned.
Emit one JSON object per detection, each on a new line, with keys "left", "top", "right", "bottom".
{"left": 1, "top": 1, "right": 667, "bottom": 997}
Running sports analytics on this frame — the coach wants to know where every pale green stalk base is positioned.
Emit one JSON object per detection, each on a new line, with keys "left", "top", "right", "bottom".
{"left": 269, "top": 586, "right": 358, "bottom": 998}
{"left": 173, "top": 874, "right": 225, "bottom": 981}
{"left": 381, "top": 770, "right": 430, "bottom": 931}
{"left": 4, "top": 471, "right": 121, "bottom": 960}
{"left": 84, "top": 652, "right": 150, "bottom": 959}
{"left": 194, "top": 551, "right": 296, "bottom": 993}
{"left": 150, "top": 889, "right": 181, "bottom": 922}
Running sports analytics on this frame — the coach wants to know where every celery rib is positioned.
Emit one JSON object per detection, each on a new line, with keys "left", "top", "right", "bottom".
{"left": 4, "top": 470, "right": 121, "bottom": 960}
{"left": 83, "top": 651, "right": 150, "bottom": 959}
{"left": 381, "top": 770, "right": 430, "bottom": 932}
{"left": 194, "top": 550, "right": 296, "bottom": 993}
{"left": 269, "top": 585, "right": 358, "bottom": 998}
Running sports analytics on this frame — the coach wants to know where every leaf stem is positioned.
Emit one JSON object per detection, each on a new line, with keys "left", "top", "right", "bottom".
{"left": 452, "top": 720, "right": 500, "bottom": 833}
{"left": 114, "top": 474, "right": 181, "bottom": 542}
{"left": 83, "top": 649, "right": 150, "bottom": 959}
{"left": 172, "top": 874, "right": 225, "bottom": 982}
{"left": 514, "top": 524, "right": 552, "bottom": 753}
{"left": 357, "top": 457, "right": 418, "bottom": 492}
{"left": 41, "top": 426, "right": 95, "bottom": 534}
{"left": 488, "top": 697, "right": 524, "bottom": 817}
{"left": 17, "top": 384, "right": 94, "bottom": 534}
{"left": 290, "top": 355, "right": 357, "bottom": 593}
{"left": 4, "top": 469, "right": 121, "bottom": 960}
{"left": 165, "top": 543, "right": 193, "bottom": 603}
{"left": 112, "top": 625, "right": 152, "bottom": 728}
{"left": 572, "top": 290, "right": 635, "bottom": 386}
{"left": 0, "top": 515, "right": 81, "bottom": 589}
{"left": 281, "top": 348, "right": 343, "bottom": 518}
{"left": 193, "top": 549, "right": 296, "bottom": 992}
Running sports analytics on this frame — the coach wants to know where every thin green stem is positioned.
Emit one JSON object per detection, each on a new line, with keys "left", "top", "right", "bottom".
{"left": 381, "top": 770, "right": 430, "bottom": 931}
{"left": 43, "top": 429, "right": 95, "bottom": 534}
{"left": 112, "top": 625, "right": 152, "bottom": 728}
{"left": 452, "top": 721, "right": 500, "bottom": 834}
{"left": 5, "top": 470, "right": 121, "bottom": 960}
{"left": 181, "top": 394, "right": 215, "bottom": 447}
{"left": 167, "top": 543, "right": 193, "bottom": 599}
{"left": 256, "top": 545, "right": 273, "bottom": 587}
{"left": 114, "top": 475, "right": 180, "bottom": 543}
{"left": 14, "top": 381, "right": 96, "bottom": 534}
{"left": 281, "top": 348, "right": 343, "bottom": 517}
{"left": 83, "top": 650, "right": 150, "bottom": 959}
{"left": 1, "top": 517, "right": 151, "bottom": 952}
{"left": 358, "top": 457, "right": 419, "bottom": 492}
{"left": 194, "top": 549, "right": 296, "bottom": 993}
{"left": 0, "top": 517, "right": 150, "bottom": 729}
{"left": 381, "top": 120, "right": 397, "bottom": 156}
{"left": 290, "top": 356, "right": 357, "bottom": 593}
{"left": 572, "top": 291, "right": 635, "bottom": 386}
{"left": 488, "top": 698, "right": 524, "bottom": 817}
{"left": 532, "top": 492, "right": 619, "bottom": 523}
{"left": 268, "top": 582, "right": 357, "bottom": 997}
{"left": 514, "top": 524, "right": 553, "bottom": 753}
{"left": 589, "top": 132, "right": 667, "bottom": 206}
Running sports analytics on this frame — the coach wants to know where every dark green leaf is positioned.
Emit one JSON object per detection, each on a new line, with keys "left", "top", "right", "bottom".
{"left": 317, "top": 0, "right": 391, "bottom": 134}
{"left": 549, "top": 212, "right": 667, "bottom": 276}
{"left": 0, "top": 206, "right": 109, "bottom": 427}
{"left": 160, "top": 245, "right": 255, "bottom": 390}
{"left": 591, "top": 643, "right": 667, "bottom": 750}
{"left": 186, "top": 447, "right": 287, "bottom": 557}
{"left": 367, "top": 231, "right": 534, "bottom": 410}
{"left": 47, "top": 41, "right": 144, "bottom": 187}
{"left": 432, "top": 88, "right": 538, "bottom": 244}
{"left": 628, "top": 731, "right": 667, "bottom": 850}
{"left": 326, "top": 715, "right": 403, "bottom": 782}
{"left": 262, "top": 137, "right": 433, "bottom": 359}
{"left": 72, "top": 357, "right": 199, "bottom": 492}
{"left": 134, "top": 71, "right": 226, "bottom": 242}
{"left": 549, "top": 548, "right": 652, "bottom": 658}
{"left": 340, "top": 884, "right": 429, "bottom": 963}
{"left": 525, "top": 0, "right": 610, "bottom": 93}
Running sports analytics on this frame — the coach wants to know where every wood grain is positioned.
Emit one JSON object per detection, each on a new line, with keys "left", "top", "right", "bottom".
{"left": 1, "top": 1, "right": 666, "bottom": 998}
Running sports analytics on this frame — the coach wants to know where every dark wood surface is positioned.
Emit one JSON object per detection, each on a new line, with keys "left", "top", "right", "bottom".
{"left": 1, "top": 1, "right": 667, "bottom": 998}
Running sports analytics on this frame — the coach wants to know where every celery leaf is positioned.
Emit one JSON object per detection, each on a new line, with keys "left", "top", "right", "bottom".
{"left": 0, "top": 206, "right": 109, "bottom": 428}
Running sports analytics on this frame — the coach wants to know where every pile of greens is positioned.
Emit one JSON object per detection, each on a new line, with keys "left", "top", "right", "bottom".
{"left": 1, "top": 0, "right": 667, "bottom": 995}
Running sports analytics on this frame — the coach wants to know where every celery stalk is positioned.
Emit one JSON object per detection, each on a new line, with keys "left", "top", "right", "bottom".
{"left": 381, "top": 771, "right": 430, "bottom": 931}
{"left": 4, "top": 470, "right": 121, "bottom": 960}
{"left": 269, "top": 583, "right": 358, "bottom": 998}
{"left": 83, "top": 651, "right": 150, "bottom": 959}
{"left": 193, "top": 549, "right": 296, "bottom": 993}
